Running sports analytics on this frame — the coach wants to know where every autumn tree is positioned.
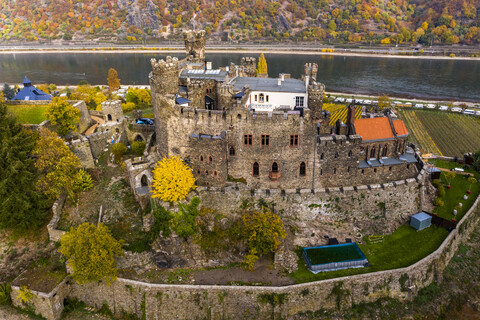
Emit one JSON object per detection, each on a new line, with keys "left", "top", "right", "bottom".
{"left": 467, "top": 176, "right": 477, "bottom": 193}
{"left": 107, "top": 68, "right": 121, "bottom": 94}
{"left": 71, "top": 85, "right": 107, "bottom": 110}
{"left": 0, "top": 102, "right": 48, "bottom": 231}
{"left": 33, "top": 128, "right": 81, "bottom": 200}
{"left": 240, "top": 208, "right": 286, "bottom": 270}
{"left": 151, "top": 155, "right": 196, "bottom": 203}
{"left": 59, "top": 223, "right": 123, "bottom": 285}
{"left": 111, "top": 142, "right": 127, "bottom": 163}
{"left": 377, "top": 95, "right": 391, "bottom": 110}
{"left": 256, "top": 53, "right": 268, "bottom": 76}
{"left": 444, "top": 171, "right": 456, "bottom": 188}
{"left": 44, "top": 98, "right": 81, "bottom": 136}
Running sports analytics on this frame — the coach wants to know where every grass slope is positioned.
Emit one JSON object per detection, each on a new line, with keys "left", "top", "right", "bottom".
{"left": 291, "top": 225, "right": 448, "bottom": 283}
{"left": 7, "top": 104, "right": 47, "bottom": 124}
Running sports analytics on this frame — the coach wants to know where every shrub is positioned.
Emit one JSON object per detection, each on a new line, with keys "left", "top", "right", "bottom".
{"left": 131, "top": 140, "right": 146, "bottom": 156}
{"left": 0, "top": 282, "right": 12, "bottom": 305}
{"left": 122, "top": 102, "right": 136, "bottom": 112}
{"left": 111, "top": 142, "right": 127, "bottom": 163}
{"left": 432, "top": 179, "right": 441, "bottom": 188}
{"left": 433, "top": 197, "right": 444, "bottom": 207}
{"left": 73, "top": 169, "right": 94, "bottom": 192}
{"left": 437, "top": 185, "right": 446, "bottom": 197}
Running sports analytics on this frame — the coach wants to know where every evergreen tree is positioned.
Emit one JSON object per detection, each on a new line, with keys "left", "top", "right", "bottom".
{"left": 2, "top": 84, "right": 15, "bottom": 100}
{"left": 0, "top": 101, "right": 48, "bottom": 230}
{"left": 256, "top": 53, "right": 268, "bottom": 75}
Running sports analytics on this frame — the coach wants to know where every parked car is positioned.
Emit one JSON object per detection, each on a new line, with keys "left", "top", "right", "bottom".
{"left": 438, "top": 105, "right": 449, "bottom": 111}
{"left": 414, "top": 103, "right": 424, "bottom": 109}
{"left": 346, "top": 98, "right": 353, "bottom": 103}
{"left": 136, "top": 118, "right": 154, "bottom": 125}
{"left": 426, "top": 104, "right": 436, "bottom": 109}
{"left": 405, "top": 102, "right": 412, "bottom": 107}
{"left": 335, "top": 97, "right": 345, "bottom": 103}
{"left": 463, "top": 109, "right": 475, "bottom": 115}
{"left": 363, "top": 100, "right": 372, "bottom": 105}
{"left": 356, "top": 99, "right": 363, "bottom": 104}
{"left": 451, "top": 107, "right": 463, "bottom": 113}
{"left": 475, "top": 110, "right": 480, "bottom": 116}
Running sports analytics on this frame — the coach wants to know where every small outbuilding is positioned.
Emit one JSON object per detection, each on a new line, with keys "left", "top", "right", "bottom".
{"left": 12, "top": 77, "right": 51, "bottom": 101}
{"left": 410, "top": 211, "right": 432, "bottom": 231}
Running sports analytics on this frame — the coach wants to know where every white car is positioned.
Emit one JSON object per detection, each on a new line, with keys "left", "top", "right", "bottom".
{"left": 346, "top": 98, "right": 353, "bottom": 103}
{"left": 414, "top": 103, "right": 424, "bottom": 108}
{"left": 363, "top": 100, "right": 372, "bottom": 105}
{"left": 405, "top": 102, "right": 412, "bottom": 107}
{"left": 356, "top": 99, "right": 363, "bottom": 104}
{"left": 451, "top": 107, "right": 463, "bottom": 113}
{"left": 475, "top": 110, "right": 480, "bottom": 116}
{"left": 438, "top": 105, "right": 449, "bottom": 111}
{"left": 372, "top": 100, "right": 378, "bottom": 105}
{"left": 335, "top": 97, "right": 345, "bottom": 103}
{"left": 394, "top": 101, "right": 402, "bottom": 105}
{"left": 463, "top": 109, "right": 475, "bottom": 115}
{"left": 426, "top": 104, "right": 436, "bottom": 109}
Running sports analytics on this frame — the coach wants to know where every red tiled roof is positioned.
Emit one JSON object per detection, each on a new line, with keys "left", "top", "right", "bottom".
{"left": 393, "top": 120, "right": 409, "bottom": 136}
{"left": 354, "top": 117, "right": 394, "bottom": 141}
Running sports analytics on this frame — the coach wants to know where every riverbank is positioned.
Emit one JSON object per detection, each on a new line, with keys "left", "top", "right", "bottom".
{"left": 1, "top": 46, "right": 480, "bottom": 61}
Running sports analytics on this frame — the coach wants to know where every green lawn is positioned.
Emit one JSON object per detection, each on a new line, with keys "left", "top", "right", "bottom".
{"left": 290, "top": 225, "right": 448, "bottom": 283}
{"left": 433, "top": 173, "right": 480, "bottom": 220}
{"left": 7, "top": 104, "right": 48, "bottom": 124}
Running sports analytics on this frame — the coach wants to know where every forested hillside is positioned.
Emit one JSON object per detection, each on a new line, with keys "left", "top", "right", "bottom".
{"left": 0, "top": 0, "right": 479, "bottom": 44}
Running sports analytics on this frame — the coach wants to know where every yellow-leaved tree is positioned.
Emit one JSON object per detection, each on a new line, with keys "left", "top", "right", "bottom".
{"left": 241, "top": 208, "right": 286, "bottom": 270}
{"left": 33, "top": 128, "right": 81, "bottom": 200}
{"left": 151, "top": 155, "right": 196, "bottom": 203}
{"left": 59, "top": 223, "right": 123, "bottom": 285}
{"left": 107, "top": 68, "right": 121, "bottom": 94}
{"left": 44, "top": 97, "right": 81, "bottom": 136}
{"left": 256, "top": 53, "right": 268, "bottom": 76}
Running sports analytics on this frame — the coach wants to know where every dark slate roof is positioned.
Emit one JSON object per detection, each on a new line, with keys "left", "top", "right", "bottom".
{"left": 367, "top": 159, "right": 382, "bottom": 167}
{"left": 12, "top": 82, "right": 51, "bottom": 101}
{"left": 358, "top": 161, "right": 370, "bottom": 169}
{"left": 180, "top": 69, "right": 228, "bottom": 81}
{"left": 399, "top": 153, "right": 418, "bottom": 163}
{"left": 381, "top": 157, "right": 404, "bottom": 166}
{"left": 175, "top": 97, "right": 191, "bottom": 105}
{"left": 232, "top": 77, "right": 306, "bottom": 93}
{"left": 234, "top": 91, "right": 244, "bottom": 98}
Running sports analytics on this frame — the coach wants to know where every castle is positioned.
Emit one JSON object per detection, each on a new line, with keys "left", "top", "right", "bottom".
{"left": 149, "top": 30, "right": 418, "bottom": 190}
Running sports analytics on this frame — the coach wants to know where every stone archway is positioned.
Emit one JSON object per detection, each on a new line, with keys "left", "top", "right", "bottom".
{"left": 135, "top": 169, "right": 153, "bottom": 189}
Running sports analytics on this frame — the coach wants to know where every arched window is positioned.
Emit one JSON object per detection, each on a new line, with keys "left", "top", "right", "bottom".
{"left": 299, "top": 162, "right": 306, "bottom": 176}
{"left": 259, "top": 93, "right": 265, "bottom": 103}
{"left": 348, "top": 150, "right": 353, "bottom": 157}
{"left": 320, "top": 153, "right": 324, "bottom": 160}
{"left": 200, "top": 155, "right": 204, "bottom": 161}
{"left": 214, "top": 171, "right": 217, "bottom": 176}
{"left": 370, "top": 148, "right": 376, "bottom": 158}
{"left": 334, "top": 152, "right": 338, "bottom": 159}
{"left": 272, "top": 162, "right": 279, "bottom": 173}
{"left": 334, "top": 168, "right": 337, "bottom": 174}
{"left": 209, "top": 156, "right": 213, "bottom": 163}
{"left": 253, "top": 162, "right": 259, "bottom": 176}
{"left": 141, "top": 175, "right": 148, "bottom": 187}
{"left": 107, "top": 114, "right": 112, "bottom": 121}
{"left": 205, "top": 170, "right": 209, "bottom": 175}
{"left": 229, "top": 146, "right": 235, "bottom": 156}
{"left": 237, "top": 114, "right": 241, "bottom": 120}
{"left": 135, "top": 135, "right": 144, "bottom": 142}
{"left": 382, "top": 145, "right": 388, "bottom": 157}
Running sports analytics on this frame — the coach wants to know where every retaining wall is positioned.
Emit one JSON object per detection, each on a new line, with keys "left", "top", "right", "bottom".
{"left": 35, "top": 194, "right": 478, "bottom": 320}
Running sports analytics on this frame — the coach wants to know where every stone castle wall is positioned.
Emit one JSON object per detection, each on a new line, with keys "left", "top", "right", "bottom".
{"left": 63, "top": 194, "right": 480, "bottom": 320}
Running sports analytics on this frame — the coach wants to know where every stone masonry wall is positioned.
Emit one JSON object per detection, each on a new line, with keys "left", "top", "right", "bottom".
{"left": 51, "top": 194, "right": 479, "bottom": 320}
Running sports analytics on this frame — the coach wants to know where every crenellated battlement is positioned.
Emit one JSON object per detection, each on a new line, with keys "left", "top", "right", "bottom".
{"left": 150, "top": 57, "right": 180, "bottom": 74}
{"left": 318, "top": 134, "right": 362, "bottom": 145}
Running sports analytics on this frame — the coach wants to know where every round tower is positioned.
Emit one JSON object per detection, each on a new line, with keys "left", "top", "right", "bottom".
{"left": 184, "top": 30, "right": 206, "bottom": 63}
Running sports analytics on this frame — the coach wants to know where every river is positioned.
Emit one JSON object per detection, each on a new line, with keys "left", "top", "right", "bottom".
{"left": 0, "top": 52, "right": 479, "bottom": 102}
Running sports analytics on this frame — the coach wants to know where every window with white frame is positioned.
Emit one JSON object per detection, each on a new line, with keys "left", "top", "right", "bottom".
{"left": 295, "top": 96, "right": 304, "bottom": 107}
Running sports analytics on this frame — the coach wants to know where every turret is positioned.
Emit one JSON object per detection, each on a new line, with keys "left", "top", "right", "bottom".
{"left": 150, "top": 57, "right": 180, "bottom": 96}
{"left": 184, "top": 30, "right": 206, "bottom": 64}
{"left": 308, "top": 82, "right": 325, "bottom": 121}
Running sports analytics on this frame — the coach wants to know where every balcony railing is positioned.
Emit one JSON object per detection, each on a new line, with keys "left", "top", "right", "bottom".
{"left": 269, "top": 171, "right": 281, "bottom": 180}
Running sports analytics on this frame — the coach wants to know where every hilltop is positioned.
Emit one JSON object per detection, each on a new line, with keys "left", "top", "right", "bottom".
{"left": 0, "top": 0, "right": 479, "bottom": 45}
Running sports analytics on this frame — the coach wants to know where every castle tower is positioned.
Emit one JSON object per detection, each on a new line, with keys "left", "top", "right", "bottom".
{"left": 346, "top": 101, "right": 357, "bottom": 135}
{"left": 150, "top": 57, "right": 180, "bottom": 96}
{"left": 184, "top": 30, "right": 206, "bottom": 64}
{"left": 308, "top": 83, "right": 325, "bottom": 121}
{"left": 302, "top": 63, "right": 318, "bottom": 84}
{"left": 240, "top": 57, "right": 257, "bottom": 77}
{"left": 217, "top": 82, "right": 234, "bottom": 110}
